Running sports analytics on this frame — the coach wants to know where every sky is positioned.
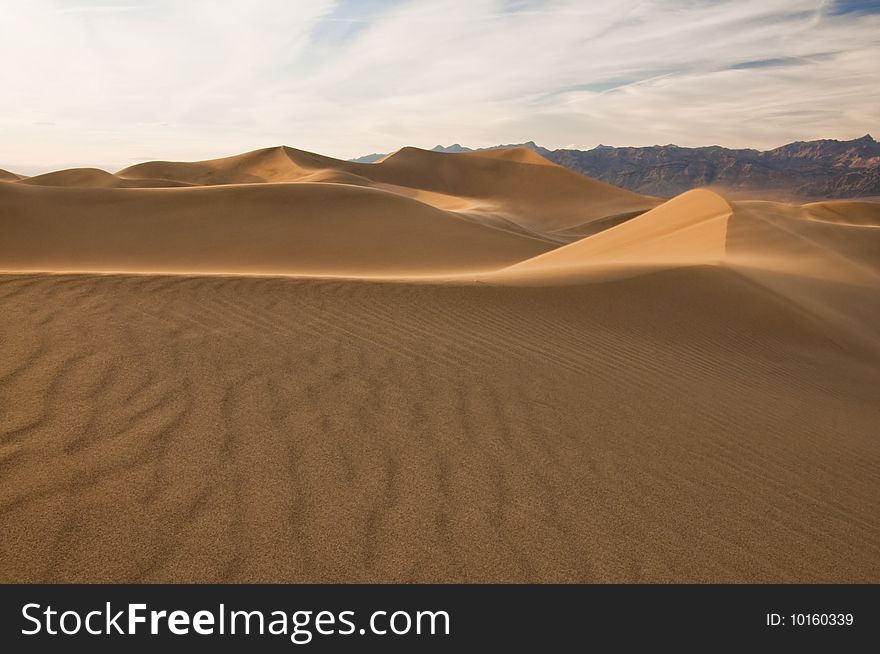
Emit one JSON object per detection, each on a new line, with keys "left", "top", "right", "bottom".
{"left": 1, "top": 0, "right": 878, "bottom": 173}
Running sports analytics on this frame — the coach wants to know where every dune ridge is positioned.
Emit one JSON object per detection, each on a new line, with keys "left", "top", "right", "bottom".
{"left": 499, "top": 189, "right": 733, "bottom": 278}
{"left": 496, "top": 189, "right": 880, "bottom": 281}
{"left": 802, "top": 200, "right": 880, "bottom": 226}
{"left": 76, "top": 145, "right": 663, "bottom": 238}
{"left": 1, "top": 146, "right": 878, "bottom": 583}
{"left": 19, "top": 167, "right": 193, "bottom": 189}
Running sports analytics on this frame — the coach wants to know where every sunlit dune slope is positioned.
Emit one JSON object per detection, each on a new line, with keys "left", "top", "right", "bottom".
{"left": 498, "top": 189, "right": 732, "bottom": 280}
{"left": 0, "top": 168, "right": 21, "bottom": 181}
{"left": 498, "top": 189, "right": 880, "bottom": 280}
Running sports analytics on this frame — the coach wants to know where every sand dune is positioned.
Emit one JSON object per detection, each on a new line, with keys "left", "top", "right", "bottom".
{"left": 118, "top": 146, "right": 316, "bottom": 186}
{"left": 498, "top": 188, "right": 880, "bottom": 353}
{"left": 726, "top": 200, "right": 880, "bottom": 272}
{"left": 1, "top": 146, "right": 878, "bottom": 583}
{"left": 19, "top": 167, "right": 192, "bottom": 189}
{"left": 364, "top": 146, "right": 660, "bottom": 233}
{"left": 0, "top": 181, "right": 551, "bottom": 276}
{"left": 0, "top": 168, "right": 21, "bottom": 182}
{"left": 499, "top": 189, "right": 733, "bottom": 279}
{"left": 118, "top": 145, "right": 660, "bottom": 237}
{"left": 467, "top": 147, "right": 557, "bottom": 166}
{"left": 803, "top": 200, "right": 880, "bottom": 226}
{"left": 499, "top": 190, "right": 880, "bottom": 277}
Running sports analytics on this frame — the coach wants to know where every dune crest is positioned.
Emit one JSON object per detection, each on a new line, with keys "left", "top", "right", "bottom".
{"left": 367, "top": 146, "right": 660, "bottom": 233}
{"left": 113, "top": 145, "right": 662, "bottom": 237}
{"left": 118, "top": 146, "right": 315, "bottom": 185}
{"left": 0, "top": 145, "right": 670, "bottom": 278}
{"left": 19, "top": 167, "right": 191, "bottom": 188}
{"left": 465, "top": 147, "right": 557, "bottom": 166}
{"left": 802, "top": 200, "right": 880, "bottom": 226}
{"left": 498, "top": 189, "right": 733, "bottom": 280}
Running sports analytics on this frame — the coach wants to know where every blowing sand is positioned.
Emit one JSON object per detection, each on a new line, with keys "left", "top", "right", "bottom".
{"left": 1, "top": 147, "right": 878, "bottom": 582}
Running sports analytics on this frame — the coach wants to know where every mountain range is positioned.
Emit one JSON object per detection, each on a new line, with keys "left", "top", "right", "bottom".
{"left": 351, "top": 135, "right": 880, "bottom": 200}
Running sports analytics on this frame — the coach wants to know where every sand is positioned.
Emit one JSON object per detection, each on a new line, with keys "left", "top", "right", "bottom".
{"left": 0, "top": 182, "right": 552, "bottom": 276}
{"left": 1, "top": 147, "right": 878, "bottom": 583}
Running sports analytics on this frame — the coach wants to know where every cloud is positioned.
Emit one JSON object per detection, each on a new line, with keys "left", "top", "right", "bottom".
{"left": 0, "top": 0, "right": 877, "bottom": 173}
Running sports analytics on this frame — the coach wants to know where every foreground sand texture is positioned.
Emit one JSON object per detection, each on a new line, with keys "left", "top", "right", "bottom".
{"left": 1, "top": 147, "right": 879, "bottom": 582}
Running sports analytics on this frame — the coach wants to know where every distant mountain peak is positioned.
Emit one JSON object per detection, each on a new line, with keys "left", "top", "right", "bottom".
{"left": 349, "top": 152, "right": 386, "bottom": 164}
{"left": 431, "top": 143, "right": 472, "bottom": 153}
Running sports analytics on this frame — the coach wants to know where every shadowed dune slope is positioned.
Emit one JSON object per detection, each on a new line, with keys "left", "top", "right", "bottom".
{"left": 726, "top": 200, "right": 880, "bottom": 273}
{"left": 0, "top": 181, "right": 551, "bottom": 275}
{"left": 724, "top": 200, "right": 880, "bottom": 355}
{"left": 0, "top": 168, "right": 21, "bottom": 182}
{"left": 19, "top": 167, "right": 192, "bottom": 188}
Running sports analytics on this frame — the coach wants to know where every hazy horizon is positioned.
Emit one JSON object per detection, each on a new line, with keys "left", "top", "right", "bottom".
{"left": 2, "top": 0, "right": 879, "bottom": 174}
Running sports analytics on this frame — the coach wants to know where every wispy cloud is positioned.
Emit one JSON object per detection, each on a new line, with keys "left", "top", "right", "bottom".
{"left": 0, "top": 0, "right": 877, "bottom": 173}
